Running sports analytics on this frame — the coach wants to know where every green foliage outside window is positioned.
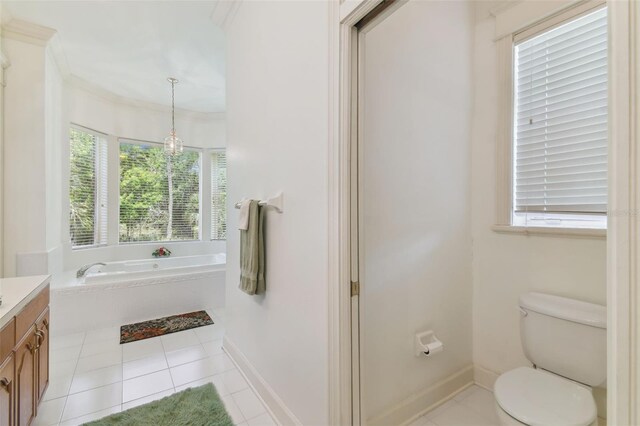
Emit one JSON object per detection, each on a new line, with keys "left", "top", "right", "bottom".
{"left": 69, "top": 128, "right": 97, "bottom": 247}
{"left": 119, "top": 143, "right": 200, "bottom": 242}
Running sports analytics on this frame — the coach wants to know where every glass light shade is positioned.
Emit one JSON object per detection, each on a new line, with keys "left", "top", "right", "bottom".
{"left": 164, "top": 130, "right": 183, "bottom": 155}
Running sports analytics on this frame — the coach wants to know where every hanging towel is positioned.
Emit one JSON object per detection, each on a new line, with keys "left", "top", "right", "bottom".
{"left": 239, "top": 200, "right": 266, "bottom": 295}
{"left": 238, "top": 199, "right": 252, "bottom": 230}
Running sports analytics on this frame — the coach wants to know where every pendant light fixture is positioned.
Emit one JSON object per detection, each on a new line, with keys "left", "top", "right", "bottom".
{"left": 164, "top": 77, "right": 183, "bottom": 155}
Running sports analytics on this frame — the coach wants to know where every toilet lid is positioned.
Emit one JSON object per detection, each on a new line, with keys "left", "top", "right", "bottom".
{"left": 495, "top": 367, "right": 597, "bottom": 426}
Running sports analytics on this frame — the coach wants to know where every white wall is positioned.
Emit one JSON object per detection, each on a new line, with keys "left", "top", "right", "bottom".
{"left": 470, "top": 1, "right": 607, "bottom": 413}
{"left": 224, "top": 2, "right": 329, "bottom": 424}
{"left": 359, "top": 1, "right": 473, "bottom": 421}
{"left": 2, "top": 34, "right": 63, "bottom": 277}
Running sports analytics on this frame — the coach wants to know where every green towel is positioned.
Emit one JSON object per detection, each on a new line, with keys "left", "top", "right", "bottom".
{"left": 239, "top": 200, "right": 266, "bottom": 295}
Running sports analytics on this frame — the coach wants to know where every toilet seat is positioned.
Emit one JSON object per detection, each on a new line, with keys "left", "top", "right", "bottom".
{"left": 494, "top": 367, "right": 597, "bottom": 426}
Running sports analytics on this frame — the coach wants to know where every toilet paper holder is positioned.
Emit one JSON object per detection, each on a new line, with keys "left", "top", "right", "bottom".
{"left": 415, "top": 330, "right": 443, "bottom": 357}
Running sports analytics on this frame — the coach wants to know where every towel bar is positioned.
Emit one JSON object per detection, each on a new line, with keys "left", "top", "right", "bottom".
{"left": 234, "top": 192, "right": 283, "bottom": 213}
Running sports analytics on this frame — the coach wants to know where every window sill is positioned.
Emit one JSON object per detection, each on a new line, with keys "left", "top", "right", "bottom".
{"left": 492, "top": 224, "right": 606, "bottom": 239}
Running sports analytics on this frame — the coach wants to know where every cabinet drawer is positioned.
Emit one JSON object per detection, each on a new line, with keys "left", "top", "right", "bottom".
{"left": 0, "top": 319, "right": 15, "bottom": 365}
{"left": 15, "top": 286, "right": 49, "bottom": 342}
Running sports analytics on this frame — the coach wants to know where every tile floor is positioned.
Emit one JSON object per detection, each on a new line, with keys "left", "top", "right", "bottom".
{"left": 36, "top": 310, "right": 275, "bottom": 426}
{"left": 409, "top": 385, "right": 499, "bottom": 426}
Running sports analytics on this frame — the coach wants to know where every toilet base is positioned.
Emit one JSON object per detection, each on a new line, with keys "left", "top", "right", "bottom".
{"left": 495, "top": 402, "right": 599, "bottom": 426}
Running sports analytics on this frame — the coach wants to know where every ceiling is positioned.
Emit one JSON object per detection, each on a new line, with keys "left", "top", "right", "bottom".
{"left": 3, "top": 1, "right": 226, "bottom": 113}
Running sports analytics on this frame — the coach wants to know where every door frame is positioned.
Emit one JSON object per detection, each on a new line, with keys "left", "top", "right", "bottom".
{"left": 328, "top": 0, "right": 640, "bottom": 424}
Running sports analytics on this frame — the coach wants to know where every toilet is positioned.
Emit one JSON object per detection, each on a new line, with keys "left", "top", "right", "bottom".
{"left": 494, "top": 292, "right": 606, "bottom": 426}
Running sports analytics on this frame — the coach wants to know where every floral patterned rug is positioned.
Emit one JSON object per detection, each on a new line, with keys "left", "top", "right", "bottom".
{"left": 120, "top": 310, "right": 214, "bottom": 344}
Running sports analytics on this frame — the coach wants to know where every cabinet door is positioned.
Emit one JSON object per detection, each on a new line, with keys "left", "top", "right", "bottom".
{"left": 35, "top": 309, "right": 49, "bottom": 404}
{"left": 15, "top": 328, "right": 37, "bottom": 426}
{"left": 0, "top": 354, "right": 14, "bottom": 426}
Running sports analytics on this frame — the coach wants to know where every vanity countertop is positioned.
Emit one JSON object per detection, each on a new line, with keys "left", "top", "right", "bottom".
{"left": 0, "top": 275, "right": 51, "bottom": 329}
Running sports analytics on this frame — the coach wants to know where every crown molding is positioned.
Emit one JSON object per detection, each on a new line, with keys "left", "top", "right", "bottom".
{"left": 2, "top": 18, "right": 56, "bottom": 46}
{"left": 210, "top": 0, "right": 242, "bottom": 32}
{"left": 68, "top": 75, "right": 225, "bottom": 121}
{"left": 489, "top": 0, "right": 524, "bottom": 17}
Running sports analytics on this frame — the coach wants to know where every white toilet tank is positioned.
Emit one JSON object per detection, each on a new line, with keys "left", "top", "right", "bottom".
{"left": 519, "top": 292, "right": 606, "bottom": 387}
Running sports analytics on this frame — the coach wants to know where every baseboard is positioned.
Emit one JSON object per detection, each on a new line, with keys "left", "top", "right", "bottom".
{"left": 223, "top": 336, "right": 302, "bottom": 426}
{"left": 367, "top": 365, "right": 474, "bottom": 426}
{"left": 473, "top": 364, "right": 500, "bottom": 391}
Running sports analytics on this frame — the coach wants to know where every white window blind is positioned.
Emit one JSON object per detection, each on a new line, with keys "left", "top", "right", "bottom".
{"left": 119, "top": 140, "right": 201, "bottom": 243}
{"left": 513, "top": 6, "right": 607, "bottom": 218}
{"left": 211, "top": 150, "right": 227, "bottom": 240}
{"left": 69, "top": 127, "right": 108, "bottom": 248}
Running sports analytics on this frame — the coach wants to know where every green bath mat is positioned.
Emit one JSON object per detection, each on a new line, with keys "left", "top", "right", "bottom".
{"left": 83, "top": 383, "right": 233, "bottom": 426}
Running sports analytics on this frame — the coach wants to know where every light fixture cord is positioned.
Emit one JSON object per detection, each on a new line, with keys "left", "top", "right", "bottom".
{"left": 171, "top": 80, "right": 176, "bottom": 133}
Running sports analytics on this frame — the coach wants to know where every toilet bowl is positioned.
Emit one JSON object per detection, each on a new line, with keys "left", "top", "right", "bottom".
{"left": 493, "top": 293, "right": 606, "bottom": 426}
{"left": 494, "top": 367, "right": 597, "bottom": 426}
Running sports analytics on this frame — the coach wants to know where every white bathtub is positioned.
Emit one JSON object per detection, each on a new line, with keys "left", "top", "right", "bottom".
{"left": 51, "top": 254, "right": 226, "bottom": 334}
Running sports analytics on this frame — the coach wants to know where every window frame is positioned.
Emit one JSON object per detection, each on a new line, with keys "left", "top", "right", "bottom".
{"left": 69, "top": 124, "right": 109, "bottom": 250}
{"left": 493, "top": 0, "right": 608, "bottom": 238}
{"left": 117, "top": 137, "right": 204, "bottom": 245}
{"left": 210, "top": 149, "right": 227, "bottom": 241}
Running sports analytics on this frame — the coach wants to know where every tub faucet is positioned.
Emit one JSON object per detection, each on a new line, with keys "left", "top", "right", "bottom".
{"left": 77, "top": 263, "right": 106, "bottom": 278}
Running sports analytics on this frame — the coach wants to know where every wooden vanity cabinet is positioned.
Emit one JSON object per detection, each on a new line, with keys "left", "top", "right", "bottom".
{"left": 0, "top": 354, "right": 14, "bottom": 426}
{"left": 0, "top": 284, "right": 50, "bottom": 426}
{"left": 14, "top": 329, "right": 36, "bottom": 426}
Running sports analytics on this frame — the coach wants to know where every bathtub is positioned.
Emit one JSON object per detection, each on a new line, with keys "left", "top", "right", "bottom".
{"left": 51, "top": 254, "right": 226, "bottom": 334}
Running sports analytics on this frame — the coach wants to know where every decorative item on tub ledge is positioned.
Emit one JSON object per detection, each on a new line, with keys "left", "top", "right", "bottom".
{"left": 152, "top": 246, "right": 172, "bottom": 258}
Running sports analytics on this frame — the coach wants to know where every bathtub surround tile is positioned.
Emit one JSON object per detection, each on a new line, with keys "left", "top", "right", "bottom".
{"left": 121, "top": 388, "right": 175, "bottom": 411}
{"left": 69, "top": 364, "right": 122, "bottom": 394}
{"left": 59, "top": 405, "right": 122, "bottom": 426}
{"left": 123, "top": 353, "right": 168, "bottom": 380}
{"left": 62, "top": 382, "right": 122, "bottom": 420}
{"left": 160, "top": 329, "right": 201, "bottom": 352}
{"left": 32, "top": 396, "right": 66, "bottom": 426}
{"left": 232, "top": 388, "right": 267, "bottom": 421}
{"left": 122, "top": 336, "right": 164, "bottom": 362}
{"left": 120, "top": 310, "right": 214, "bottom": 344}
{"left": 122, "top": 369, "right": 175, "bottom": 403}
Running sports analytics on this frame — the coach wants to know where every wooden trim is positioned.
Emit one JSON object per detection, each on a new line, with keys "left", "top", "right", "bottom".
{"left": 608, "top": 1, "right": 639, "bottom": 423}
{"left": 354, "top": 0, "right": 396, "bottom": 30}
{"left": 330, "top": 1, "right": 388, "bottom": 425}
{"left": 223, "top": 337, "right": 301, "bottom": 426}
{"left": 495, "top": 34, "right": 514, "bottom": 226}
{"left": 492, "top": 225, "right": 606, "bottom": 239}
{"left": 15, "top": 285, "right": 49, "bottom": 343}
{"left": 0, "top": 319, "right": 15, "bottom": 365}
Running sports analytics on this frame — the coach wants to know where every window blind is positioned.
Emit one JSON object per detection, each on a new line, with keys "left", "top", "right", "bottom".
{"left": 69, "top": 127, "right": 107, "bottom": 248}
{"left": 211, "top": 150, "right": 227, "bottom": 240}
{"left": 119, "top": 140, "right": 201, "bottom": 243}
{"left": 513, "top": 6, "right": 608, "bottom": 215}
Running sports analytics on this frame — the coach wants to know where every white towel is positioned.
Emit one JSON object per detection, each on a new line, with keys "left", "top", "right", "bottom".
{"left": 238, "top": 199, "right": 252, "bottom": 230}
